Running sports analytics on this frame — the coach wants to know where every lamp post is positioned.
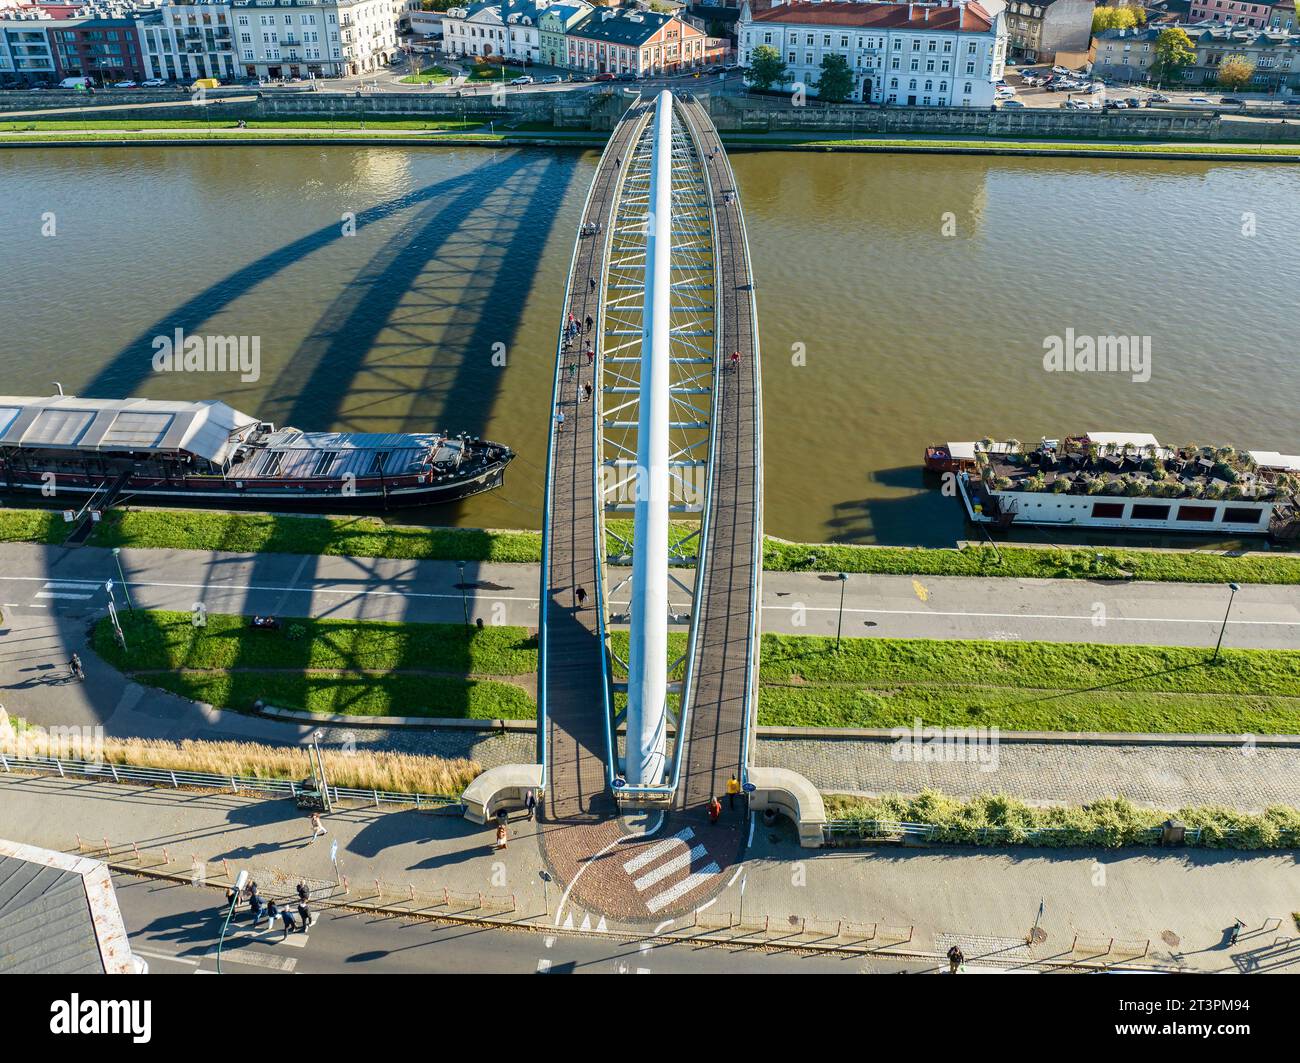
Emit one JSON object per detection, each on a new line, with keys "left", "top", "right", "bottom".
{"left": 1211, "top": 582, "right": 1241, "bottom": 662}
{"left": 835, "top": 572, "right": 848, "bottom": 652}
{"left": 216, "top": 869, "right": 249, "bottom": 975}
{"left": 457, "top": 561, "right": 470, "bottom": 631}
{"left": 111, "top": 547, "right": 134, "bottom": 612}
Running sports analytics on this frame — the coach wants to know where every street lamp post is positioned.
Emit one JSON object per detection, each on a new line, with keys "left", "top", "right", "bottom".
{"left": 457, "top": 561, "right": 470, "bottom": 630}
{"left": 835, "top": 572, "right": 848, "bottom": 652}
{"left": 111, "top": 547, "right": 134, "bottom": 612}
{"left": 1211, "top": 582, "right": 1241, "bottom": 662}
{"left": 216, "top": 869, "right": 249, "bottom": 974}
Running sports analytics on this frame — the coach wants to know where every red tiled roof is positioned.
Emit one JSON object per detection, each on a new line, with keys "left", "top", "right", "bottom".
{"left": 752, "top": 1, "right": 994, "bottom": 33}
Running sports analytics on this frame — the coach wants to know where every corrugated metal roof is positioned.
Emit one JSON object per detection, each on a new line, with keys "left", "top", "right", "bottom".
{"left": 0, "top": 855, "right": 104, "bottom": 975}
{"left": 0, "top": 395, "right": 260, "bottom": 466}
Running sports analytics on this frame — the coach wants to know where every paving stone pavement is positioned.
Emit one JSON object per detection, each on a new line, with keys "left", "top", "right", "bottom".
{"left": 756, "top": 737, "right": 1300, "bottom": 811}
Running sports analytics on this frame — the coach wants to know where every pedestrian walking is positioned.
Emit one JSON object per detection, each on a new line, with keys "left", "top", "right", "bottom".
{"left": 280, "top": 905, "right": 299, "bottom": 939}
{"left": 947, "top": 944, "right": 965, "bottom": 974}
{"left": 249, "top": 887, "right": 266, "bottom": 927}
{"left": 726, "top": 773, "right": 740, "bottom": 810}
{"left": 582, "top": 381, "right": 593, "bottom": 403}
{"left": 524, "top": 789, "right": 537, "bottom": 820}
{"left": 224, "top": 885, "right": 241, "bottom": 911}
{"left": 267, "top": 899, "right": 280, "bottom": 931}
{"left": 707, "top": 796, "right": 722, "bottom": 825}
{"left": 297, "top": 901, "right": 312, "bottom": 931}
{"left": 556, "top": 410, "right": 566, "bottom": 432}
{"left": 495, "top": 822, "right": 509, "bottom": 850}
{"left": 575, "top": 585, "right": 587, "bottom": 608}
{"left": 584, "top": 314, "right": 593, "bottom": 333}
{"left": 585, "top": 345, "right": 594, "bottom": 365}
{"left": 309, "top": 811, "right": 327, "bottom": 842}
{"left": 589, "top": 276, "right": 597, "bottom": 291}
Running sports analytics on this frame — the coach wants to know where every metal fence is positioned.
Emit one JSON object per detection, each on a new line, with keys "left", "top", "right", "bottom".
{"left": 0, "top": 751, "right": 460, "bottom": 811}
{"left": 691, "top": 911, "right": 914, "bottom": 947}
{"left": 75, "top": 835, "right": 516, "bottom": 917}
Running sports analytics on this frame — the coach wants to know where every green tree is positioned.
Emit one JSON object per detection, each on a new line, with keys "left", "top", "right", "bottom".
{"left": 1092, "top": 6, "right": 1140, "bottom": 32}
{"left": 1216, "top": 53, "right": 1256, "bottom": 90}
{"left": 815, "top": 53, "right": 854, "bottom": 103}
{"left": 647, "top": 0, "right": 674, "bottom": 12}
{"left": 748, "top": 44, "right": 788, "bottom": 90}
{"left": 1151, "top": 27, "right": 1196, "bottom": 83}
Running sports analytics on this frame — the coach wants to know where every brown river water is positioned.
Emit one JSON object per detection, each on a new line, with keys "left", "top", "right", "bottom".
{"left": 2, "top": 144, "right": 1297, "bottom": 546}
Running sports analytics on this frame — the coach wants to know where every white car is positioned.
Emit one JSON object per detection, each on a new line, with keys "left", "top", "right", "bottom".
{"left": 1188, "top": 96, "right": 1212, "bottom": 105}
{"left": 115, "top": 80, "right": 138, "bottom": 88}
{"left": 141, "top": 78, "right": 166, "bottom": 87}
{"left": 540, "top": 74, "right": 562, "bottom": 84}
{"left": 999, "top": 100, "right": 1026, "bottom": 109}
{"left": 510, "top": 75, "right": 534, "bottom": 86}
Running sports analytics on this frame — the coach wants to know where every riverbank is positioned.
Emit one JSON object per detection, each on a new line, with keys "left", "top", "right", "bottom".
{"left": 2, "top": 119, "right": 1298, "bottom": 160}
{"left": 5, "top": 505, "right": 1297, "bottom": 584}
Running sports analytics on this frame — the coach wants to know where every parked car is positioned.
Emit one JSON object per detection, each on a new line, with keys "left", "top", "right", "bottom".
{"left": 1219, "top": 96, "right": 1244, "bottom": 105}
{"left": 593, "top": 72, "right": 615, "bottom": 82}
{"left": 1087, "top": 82, "right": 1104, "bottom": 94}
{"left": 570, "top": 73, "right": 590, "bottom": 82}
{"left": 141, "top": 78, "right": 166, "bottom": 87}
{"left": 1148, "top": 92, "right": 1170, "bottom": 103}
{"left": 1188, "top": 96, "right": 1212, "bottom": 105}
{"left": 115, "top": 80, "right": 138, "bottom": 88}
{"left": 540, "top": 74, "right": 562, "bottom": 84}
{"left": 1126, "top": 96, "right": 1142, "bottom": 107}
{"left": 616, "top": 71, "right": 637, "bottom": 81}
{"left": 999, "top": 100, "right": 1025, "bottom": 109}
{"left": 510, "top": 75, "right": 534, "bottom": 85}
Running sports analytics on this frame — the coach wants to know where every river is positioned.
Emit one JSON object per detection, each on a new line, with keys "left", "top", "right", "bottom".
{"left": 2, "top": 144, "right": 1296, "bottom": 546}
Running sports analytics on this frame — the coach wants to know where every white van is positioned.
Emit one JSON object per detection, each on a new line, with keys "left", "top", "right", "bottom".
{"left": 59, "top": 76, "right": 91, "bottom": 90}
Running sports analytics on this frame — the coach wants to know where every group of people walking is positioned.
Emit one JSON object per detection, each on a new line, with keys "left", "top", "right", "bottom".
{"left": 227, "top": 879, "right": 316, "bottom": 941}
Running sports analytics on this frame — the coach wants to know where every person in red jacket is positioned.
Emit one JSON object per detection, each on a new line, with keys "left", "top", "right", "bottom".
{"left": 707, "top": 796, "right": 722, "bottom": 825}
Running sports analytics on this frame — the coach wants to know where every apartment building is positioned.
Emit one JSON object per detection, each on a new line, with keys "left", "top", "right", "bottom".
{"left": 738, "top": 0, "right": 1007, "bottom": 106}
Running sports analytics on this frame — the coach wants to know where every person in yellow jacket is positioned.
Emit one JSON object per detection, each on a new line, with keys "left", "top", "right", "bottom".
{"left": 726, "top": 774, "right": 741, "bottom": 811}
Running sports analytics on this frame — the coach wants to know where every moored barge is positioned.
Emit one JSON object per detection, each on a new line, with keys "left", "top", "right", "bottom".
{"left": 925, "top": 431, "right": 1300, "bottom": 540}
{"left": 0, "top": 394, "right": 514, "bottom": 510}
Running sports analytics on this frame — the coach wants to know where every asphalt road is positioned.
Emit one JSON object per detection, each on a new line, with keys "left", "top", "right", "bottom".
{"left": 2, "top": 542, "right": 1296, "bottom": 649}
{"left": 116, "top": 874, "right": 921, "bottom": 974}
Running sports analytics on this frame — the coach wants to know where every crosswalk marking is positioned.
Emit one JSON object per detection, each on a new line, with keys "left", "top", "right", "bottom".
{"left": 633, "top": 844, "right": 706, "bottom": 891}
{"left": 205, "top": 947, "right": 297, "bottom": 972}
{"left": 645, "top": 865, "right": 721, "bottom": 914}
{"left": 623, "top": 828, "right": 693, "bottom": 874}
{"left": 36, "top": 592, "right": 94, "bottom": 601}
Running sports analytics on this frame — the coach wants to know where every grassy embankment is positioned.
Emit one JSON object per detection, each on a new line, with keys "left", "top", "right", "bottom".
{"left": 40, "top": 506, "right": 1299, "bottom": 585}
{"left": 1, "top": 709, "right": 477, "bottom": 794}
{"left": 94, "top": 610, "right": 537, "bottom": 720}
{"left": 400, "top": 65, "right": 455, "bottom": 85}
{"left": 822, "top": 791, "right": 1300, "bottom": 849}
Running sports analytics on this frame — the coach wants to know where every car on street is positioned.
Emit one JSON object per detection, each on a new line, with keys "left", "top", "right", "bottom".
{"left": 1188, "top": 96, "right": 1212, "bottom": 105}
{"left": 593, "top": 72, "right": 615, "bottom": 81}
{"left": 540, "top": 74, "right": 562, "bottom": 84}
{"left": 141, "top": 78, "right": 166, "bottom": 87}
{"left": 999, "top": 100, "right": 1025, "bottom": 109}
{"left": 570, "top": 73, "right": 589, "bottom": 82}
{"left": 115, "top": 81, "right": 138, "bottom": 88}
{"left": 1219, "top": 96, "right": 1244, "bottom": 105}
{"left": 1148, "top": 92, "right": 1170, "bottom": 102}
{"left": 1126, "top": 97, "right": 1142, "bottom": 107}
{"left": 617, "top": 71, "right": 637, "bottom": 81}
{"left": 510, "top": 75, "right": 534, "bottom": 85}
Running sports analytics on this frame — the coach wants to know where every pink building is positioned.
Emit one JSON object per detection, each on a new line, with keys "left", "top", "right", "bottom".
{"left": 1186, "top": 0, "right": 1285, "bottom": 29}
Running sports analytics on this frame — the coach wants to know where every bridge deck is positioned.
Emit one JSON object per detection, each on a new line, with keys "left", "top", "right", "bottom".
{"left": 675, "top": 97, "right": 763, "bottom": 810}
{"left": 542, "top": 107, "right": 649, "bottom": 828}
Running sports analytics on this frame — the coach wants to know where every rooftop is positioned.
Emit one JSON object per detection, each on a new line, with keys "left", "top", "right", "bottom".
{"left": 750, "top": 1, "right": 995, "bottom": 33}
{"left": 570, "top": 7, "right": 676, "bottom": 44}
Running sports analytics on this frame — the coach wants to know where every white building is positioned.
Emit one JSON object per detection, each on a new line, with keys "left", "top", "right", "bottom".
{"left": 738, "top": 0, "right": 1007, "bottom": 107}
{"left": 229, "top": 0, "right": 401, "bottom": 78}
{"left": 137, "top": 2, "right": 239, "bottom": 82}
{"left": 442, "top": 0, "right": 553, "bottom": 65}
{"left": 0, "top": 11, "right": 58, "bottom": 85}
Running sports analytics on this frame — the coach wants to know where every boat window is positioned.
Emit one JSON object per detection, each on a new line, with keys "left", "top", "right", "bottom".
{"left": 312, "top": 451, "right": 338, "bottom": 476}
{"left": 1176, "top": 505, "right": 1216, "bottom": 522}
{"left": 1130, "top": 503, "right": 1170, "bottom": 521}
{"left": 262, "top": 451, "right": 284, "bottom": 476}
{"left": 1222, "top": 507, "right": 1262, "bottom": 524}
{"left": 370, "top": 452, "right": 390, "bottom": 474}
{"left": 1091, "top": 502, "right": 1125, "bottom": 519}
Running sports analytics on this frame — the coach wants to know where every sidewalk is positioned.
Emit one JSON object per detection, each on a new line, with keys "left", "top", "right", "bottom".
{"left": 2, "top": 773, "right": 1297, "bottom": 971}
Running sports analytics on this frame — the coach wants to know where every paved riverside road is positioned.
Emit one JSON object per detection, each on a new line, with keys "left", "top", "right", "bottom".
{"left": 1, "top": 542, "right": 1296, "bottom": 649}
{"left": 116, "top": 875, "right": 914, "bottom": 974}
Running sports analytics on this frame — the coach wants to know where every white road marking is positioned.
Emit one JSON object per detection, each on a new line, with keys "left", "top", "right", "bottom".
{"left": 726, "top": 865, "right": 744, "bottom": 888}
{"left": 132, "top": 948, "right": 199, "bottom": 967}
{"left": 653, "top": 919, "right": 675, "bottom": 934}
{"left": 536, "top": 958, "right": 552, "bottom": 973}
{"left": 622, "top": 828, "right": 693, "bottom": 874}
{"left": 205, "top": 948, "right": 297, "bottom": 972}
{"left": 35, "top": 592, "right": 93, "bottom": 601}
{"left": 553, "top": 811, "right": 663, "bottom": 928}
{"left": 544, "top": 936, "right": 556, "bottom": 948}
{"left": 646, "top": 865, "right": 720, "bottom": 913}
{"left": 633, "top": 844, "right": 706, "bottom": 891}
{"left": 767, "top": 603, "right": 1296, "bottom": 627}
